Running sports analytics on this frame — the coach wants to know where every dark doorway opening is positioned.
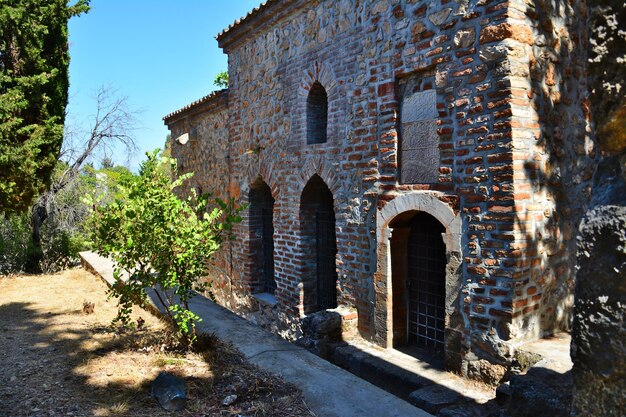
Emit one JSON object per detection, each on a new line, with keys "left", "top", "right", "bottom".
{"left": 390, "top": 211, "right": 446, "bottom": 356}
{"left": 249, "top": 179, "right": 276, "bottom": 294}
{"left": 300, "top": 175, "right": 337, "bottom": 313}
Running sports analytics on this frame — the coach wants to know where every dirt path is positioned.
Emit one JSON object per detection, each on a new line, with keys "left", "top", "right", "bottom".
{"left": 0, "top": 269, "right": 312, "bottom": 417}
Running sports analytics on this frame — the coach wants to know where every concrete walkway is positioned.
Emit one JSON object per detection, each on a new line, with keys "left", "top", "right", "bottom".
{"left": 79, "top": 251, "right": 432, "bottom": 417}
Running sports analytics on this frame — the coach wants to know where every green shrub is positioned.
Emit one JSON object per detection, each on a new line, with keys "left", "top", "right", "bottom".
{"left": 91, "top": 150, "right": 242, "bottom": 347}
{"left": 0, "top": 213, "right": 32, "bottom": 274}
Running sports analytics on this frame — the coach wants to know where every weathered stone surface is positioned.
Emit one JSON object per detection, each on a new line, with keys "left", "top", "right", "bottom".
{"left": 302, "top": 310, "right": 342, "bottom": 339}
{"left": 151, "top": 372, "right": 186, "bottom": 411}
{"left": 467, "top": 359, "right": 507, "bottom": 386}
{"left": 408, "top": 385, "right": 460, "bottom": 414}
{"left": 572, "top": 158, "right": 626, "bottom": 416}
{"left": 438, "top": 403, "right": 489, "bottom": 417}
{"left": 401, "top": 90, "right": 437, "bottom": 123}
{"left": 587, "top": 155, "right": 626, "bottom": 207}
{"left": 480, "top": 23, "right": 534, "bottom": 45}
{"left": 428, "top": 8, "right": 451, "bottom": 26}
{"left": 507, "top": 365, "right": 572, "bottom": 417}
{"left": 479, "top": 44, "right": 509, "bottom": 62}
{"left": 454, "top": 28, "right": 475, "bottom": 49}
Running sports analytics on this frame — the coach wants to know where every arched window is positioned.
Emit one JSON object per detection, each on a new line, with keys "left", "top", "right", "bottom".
{"left": 307, "top": 81, "right": 328, "bottom": 144}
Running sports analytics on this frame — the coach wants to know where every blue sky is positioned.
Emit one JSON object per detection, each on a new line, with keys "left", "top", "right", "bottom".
{"left": 68, "top": 0, "right": 261, "bottom": 170}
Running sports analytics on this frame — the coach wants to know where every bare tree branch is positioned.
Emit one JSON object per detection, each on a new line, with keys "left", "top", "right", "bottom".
{"left": 56, "top": 86, "right": 139, "bottom": 192}
{"left": 28, "top": 86, "right": 139, "bottom": 272}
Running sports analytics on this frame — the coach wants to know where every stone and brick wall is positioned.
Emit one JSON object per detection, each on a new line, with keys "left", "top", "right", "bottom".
{"left": 164, "top": 0, "right": 596, "bottom": 381}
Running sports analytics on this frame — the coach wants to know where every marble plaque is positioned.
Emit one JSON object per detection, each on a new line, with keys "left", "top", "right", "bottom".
{"left": 401, "top": 90, "right": 437, "bottom": 123}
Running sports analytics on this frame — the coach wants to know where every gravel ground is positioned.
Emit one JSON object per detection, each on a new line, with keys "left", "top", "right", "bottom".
{"left": 0, "top": 269, "right": 314, "bottom": 417}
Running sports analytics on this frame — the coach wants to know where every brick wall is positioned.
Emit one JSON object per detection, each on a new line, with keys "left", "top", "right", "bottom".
{"left": 164, "top": 0, "right": 596, "bottom": 380}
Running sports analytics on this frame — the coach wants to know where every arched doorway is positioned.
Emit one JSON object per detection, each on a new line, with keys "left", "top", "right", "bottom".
{"left": 390, "top": 211, "right": 446, "bottom": 354}
{"left": 300, "top": 174, "right": 337, "bottom": 313}
{"left": 249, "top": 178, "right": 276, "bottom": 294}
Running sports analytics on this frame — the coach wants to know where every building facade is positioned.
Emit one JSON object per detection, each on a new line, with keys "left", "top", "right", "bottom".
{"left": 164, "top": 0, "right": 596, "bottom": 380}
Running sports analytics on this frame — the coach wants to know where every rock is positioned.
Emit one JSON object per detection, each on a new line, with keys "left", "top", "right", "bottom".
{"left": 470, "top": 332, "right": 514, "bottom": 364}
{"left": 479, "top": 44, "right": 509, "bottom": 62}
{"left": 222, "top": 394, "right": 238, "bottom": 406}
{"left": 495, "top": 381, "right": 510, "bottom": 406}
{"left": 467, "top": 359, "right": 507, "bottom": 386}
{"left": 428, "top": 8, "right": 452, "bottom": 26}
{"left": 454, "top": 28, "right": 475, "bottom": 49}
{"left": 572, "top": 159, "right": 626, "bottom": 417}
{"left": 587, "top": 155, "right": 626, "bottom": 207}
{"left": 150, "top": 372, "right": 186, "bottom": 411}
{"left": 511, "top": 349, "right": 542, "bottom": 375}
{"left": 301, "top": 310, "right": 342, "bottom": 339}
{"left": 82, "top": 301, "right": 94, "bottom": 315}
{"left": 407, "top": 385, "right": 460, "bottom": 414}
{"left": 300, "top": 310, "right": 343, "bottom": 358}
{"left": 507, "top": 366, "right": 572, "bottom": 417}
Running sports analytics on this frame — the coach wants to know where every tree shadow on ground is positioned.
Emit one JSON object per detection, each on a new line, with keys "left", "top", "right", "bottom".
{"left": 0, "top": 300, "right": 310, "bottom": 417}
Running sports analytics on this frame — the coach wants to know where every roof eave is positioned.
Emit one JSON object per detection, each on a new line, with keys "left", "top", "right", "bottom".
{"left": 216, "top": 0, "right": 303, "bottom": 52}
{"left": 163, "top": 89, "right": 229, "bottom": 125}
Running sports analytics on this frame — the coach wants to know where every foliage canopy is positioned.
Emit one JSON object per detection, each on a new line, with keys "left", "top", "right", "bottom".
{"left": 213, "top": 71, "right": 228, "bottom": 88}
{"left": 91, "top": 151, "right": 242, "bottom": 346}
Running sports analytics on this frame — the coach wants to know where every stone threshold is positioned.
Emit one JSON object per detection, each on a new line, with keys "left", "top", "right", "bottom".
{"left": 315, "top": 333, "right": 574, "bottom": 416}
{"left": 320, "top": 336, "right": 496, "bottom": 415}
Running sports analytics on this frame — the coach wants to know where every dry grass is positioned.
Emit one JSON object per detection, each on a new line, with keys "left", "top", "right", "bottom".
{"left": 0, "top": 269, "right": 314, "bottom": 417}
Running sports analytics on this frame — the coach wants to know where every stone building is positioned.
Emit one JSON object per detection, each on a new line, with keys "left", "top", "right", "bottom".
{"left": 164, "top": 0, "right": 596, "bottom": 380}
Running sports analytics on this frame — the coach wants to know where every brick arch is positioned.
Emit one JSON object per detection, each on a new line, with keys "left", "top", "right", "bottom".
{"left": 373, "top": 192, "right": 465, "bottom": 372}
{"left": 297, "top": 61, "right": 338, "bottom": 98}
{"left": 241, "top": 160, "right": 280, "bottom": 201}
{"left": 295, "top": 156, "right": 341, "bottom": 197}
{"left": 377, "top": 192, "right": 461, "bottom": 253}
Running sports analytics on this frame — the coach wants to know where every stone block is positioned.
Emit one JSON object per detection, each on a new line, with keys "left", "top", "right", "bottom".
{"left": 507, "top": 366, "right": 572, "bottom": 417}
{"left": 401, "top": 146, "right": 440, "bottom": 184}
{"left": 572, "top": 166, "right": 626, "bottom": 417}
{"left": 401, "top": 90, "right": 437, "bottom": 123}
{"left": 401, "top": 120, "right": 438, "bottom": 150}
{"left": 408, "top": 385, "right": 460, "bottom": 414}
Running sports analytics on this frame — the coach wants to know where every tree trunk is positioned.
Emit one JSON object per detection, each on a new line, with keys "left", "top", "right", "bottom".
{"left": 27, "top": 195, "right": 49, "bottom": 273}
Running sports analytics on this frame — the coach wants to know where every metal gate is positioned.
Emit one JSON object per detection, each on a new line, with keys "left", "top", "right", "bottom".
{"left": 261, "top": 208, "right": 276, "bottom": 294}
{"left": 315, "top": 210, "right": 337, "bottom": 310}
{"left": 407, "top": 214, "right": 446, "bottom": 352}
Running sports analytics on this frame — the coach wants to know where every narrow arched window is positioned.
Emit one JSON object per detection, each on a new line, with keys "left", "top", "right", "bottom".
{"left": 307, "top": 81, "right": 328, "bottom": 144}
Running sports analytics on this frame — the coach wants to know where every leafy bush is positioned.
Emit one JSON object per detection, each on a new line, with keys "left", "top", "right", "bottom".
{"left": 0, "top": 161, "right": 135, "bottom": 275}
{"left": 0, "top": 213, "right": 34, "bottom": 274}
{"left": 91, "top": 150, "right": 242, "bottom": 346}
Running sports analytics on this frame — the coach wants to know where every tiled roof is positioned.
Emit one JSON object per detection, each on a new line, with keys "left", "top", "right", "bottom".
{"left": 163, "top": 89, "right": 228, "bottom": 122}
{"left": 216, "top": 0, "right": 277, "bottom": 41}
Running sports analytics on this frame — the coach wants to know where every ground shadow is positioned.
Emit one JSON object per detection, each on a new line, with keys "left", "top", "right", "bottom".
{"left": 0, "top": 298, "right": 310, "bottom": 417}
